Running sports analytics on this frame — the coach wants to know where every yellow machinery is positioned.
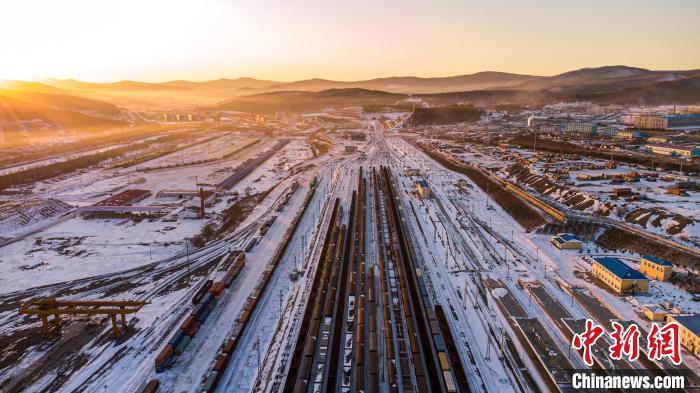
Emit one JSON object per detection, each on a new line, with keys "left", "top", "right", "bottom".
{"left": 19, "top": 297, "right": 145, "bottom": 337}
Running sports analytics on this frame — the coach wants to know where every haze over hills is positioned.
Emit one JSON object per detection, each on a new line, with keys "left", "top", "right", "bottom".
{"left": 216, "top": 67, "right": 700, "bottom": 113}
{"left": 1, "top": 66, "right": 698, "bottom": 127}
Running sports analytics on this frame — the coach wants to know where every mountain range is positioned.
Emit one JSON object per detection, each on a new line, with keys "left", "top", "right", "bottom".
{"left": 1, "top": 66, "right": 698, "bottom": 128}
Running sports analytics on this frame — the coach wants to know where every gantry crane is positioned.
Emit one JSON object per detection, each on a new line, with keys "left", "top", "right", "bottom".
{"left": 19, "top": 297, "right": 145, "bottom": 337}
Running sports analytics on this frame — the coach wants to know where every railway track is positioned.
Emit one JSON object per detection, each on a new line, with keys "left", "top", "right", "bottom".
{"left": 375, "top": 166, "right": 467, "bottom": 393}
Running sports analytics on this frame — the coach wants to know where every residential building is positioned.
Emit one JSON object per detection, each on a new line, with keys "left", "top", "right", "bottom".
{"left": 550, "top": 233, "right": 583, "bottom": 250}
{"left": 640, "top": 255, "right": 673, "bottom": 281}
{"left": 667, "top": 314, "right": 700, "bottom": 358}
{"left": 564, "top": 123, "right": 596, "bottom": 135}
{"left": 591, "top": 257, "right": 648, "bottom": 294}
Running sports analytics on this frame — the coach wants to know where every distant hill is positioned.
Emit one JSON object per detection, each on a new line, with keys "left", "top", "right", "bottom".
{"left": 216, "top": 71, "right": 700, "bottom": 113}
{"left": 571, "top": 74, "right": 700, "bottom": 105}
{"left": 216, "top": 88, "right": 407, "bottom": 113}
{"left": 0, "top": 94, "right": 125, "bottom": 129}
{"left": 28, "top": 65, "right": 700, "bottom": 111}
{"left": 0, "top": 80, "right": 129, "bottom": 130}
{"left": 511, "top": 66, "right": 699, "bottom": 92}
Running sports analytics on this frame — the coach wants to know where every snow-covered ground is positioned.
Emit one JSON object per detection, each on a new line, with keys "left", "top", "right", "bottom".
{"left": 0, "top": 136, "right": 313, "bottom": 295}
{"left": 3, "top": 120, "right": 699, "bottom": 392}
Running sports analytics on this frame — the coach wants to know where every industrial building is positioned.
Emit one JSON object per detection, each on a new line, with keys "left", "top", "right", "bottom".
{"left": 644, "top": 144, "right": 700, "bottom": 158}
{"left": 77, "top": 205, "right": 168, "bottom": 218}
{"left": 639, "top": 255, "right": 673, "bottom": 281}
{"left": 550, "top": 233, "right": 583, "bottom": 250}
{"left": 667, "top": 314, "right": 700, "bottom": 358}
{"left": 636, "top": 114, "right": 700, "bottom": 130}
{"left": 591, "top": 257, "right": 648, "bottom": 294}
{"left": 615, "top": 130, "right": 646, "bottom": 139}
{"left": 642, "top": 304, "right": 667, "bottom": 321}
{"left": 156, "top": 189, "right": 216, "bottom": 205}
{"left": 94, "top": 189, "right": 151, "bottom": 206}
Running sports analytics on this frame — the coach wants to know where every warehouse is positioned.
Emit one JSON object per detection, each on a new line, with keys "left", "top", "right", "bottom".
{"left": 156, "top": 189, "right": 216, "bottom": 205}
{"left": 667, "top": 314, "right": 700, "bottom": 358}
{"left": 77, "top": 205, "right": 168, "bottom": 218}
{"left": 639, "top": 255, "right": 673, "bottom": 281}
{"left": 591, "top": 257, "right": 648, "bottom": 294}
{"left": 94, "top": 189, "right": 152, "bottom": 206}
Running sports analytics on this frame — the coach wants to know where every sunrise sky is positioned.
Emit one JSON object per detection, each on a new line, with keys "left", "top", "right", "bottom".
{"left": 3, "top": 0, "right": 699, "bottom": 82}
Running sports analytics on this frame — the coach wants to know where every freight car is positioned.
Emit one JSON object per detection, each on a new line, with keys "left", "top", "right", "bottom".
{"left": 139, "top": 379, "right": 160, "bottom": 393}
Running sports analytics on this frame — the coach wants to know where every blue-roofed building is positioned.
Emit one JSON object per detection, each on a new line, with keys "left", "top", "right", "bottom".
{"left": 592, "top": 257, "right": 648, "bottom": 294}
{"left": 640, "top": 255, "right": 673, "bottom": 281}
{"left": 636, "top": 114, "right": 700, "bottom": 130}
{"left": 668, "top": 314, "right": 700, "bottom": 358}
{"left": 550, "top": 233, "right": 583, "bottom": 250}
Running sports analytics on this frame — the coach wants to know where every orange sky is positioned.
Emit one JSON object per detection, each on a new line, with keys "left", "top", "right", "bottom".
{"left": 2, "top": 0, "right": 699, "bottom": 82}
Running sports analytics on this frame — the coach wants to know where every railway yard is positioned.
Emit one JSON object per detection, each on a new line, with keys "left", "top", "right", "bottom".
{"left": 1, "top": 112, "right": 699, "bottom": 393}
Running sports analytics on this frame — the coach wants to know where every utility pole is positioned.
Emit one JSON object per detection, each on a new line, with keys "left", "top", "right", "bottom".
{"left": 186, "top": 237, "right": 191, "bottom": 274}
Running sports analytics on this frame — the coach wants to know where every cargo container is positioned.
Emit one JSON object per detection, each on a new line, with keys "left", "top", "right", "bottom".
{"left": 434, "top": 334, "right": 446, "bottom": 352}
{"left": 168, "top": 330, "right": 185, "bottom": 347}
{"left": 140, "top": 379, "right": 160, "bottom": 393}
{"left": 222, "top": 338, "right": 237, "bottom": 354}
{"left": 190, "top": 303, "right": 205, "bottom": 319}
{"left": 174, "top": 335, "right": 191, "bottom": 355}
{"left": 202, "top": 371, "right": 218, "bottom": 393}
{"left": 443, "top": 370, "right": 457, "bottom": 392}
{"left": 209, "top": 282, "right": 225, "bottom": 297}
{"left": 238, "top": 309, "right": 251, "bottom": 324}
{"left": 231, "top": 323, "right": 243, "bottom": 338}
{"left": 155, "top": 345, "right": 174, "bottom": 373}
{"left": 245, "top": 237, "right": 257, "bottom": 252}
{"left": 187, "top": 320, "right": 202, "bottom": 337}
{"left": 213, "top": 353, "right": 229, "bottom": 372}
{"left": 224, "top": 275, "right": 235, "bottom": 288}
{"left": 200, "top": 293, "right": 213, "bottom": 308}
{"left": 181, "top": 316, "right": 196, "bottom": 335}
{"left": 198, "top": 304, "right": 212, "bottom": 322}
{"left": 235, "top": 254, "right": 245, "bottom": 267}
{"left": 438, "top": 352, "right": 450, "bottom": 371}
{"left": 227, "top": 265, "right": 241, "bottom": 278}
{"left": 192, "top": 280, "right": 213, "bottom": 304}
